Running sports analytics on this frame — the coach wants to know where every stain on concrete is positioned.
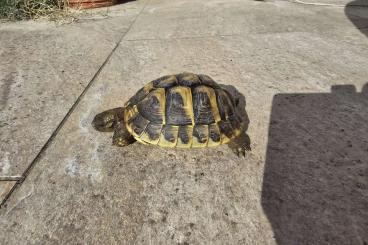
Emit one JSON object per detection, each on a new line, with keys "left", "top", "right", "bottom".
{"left": 0, "top": 152, "right": 10, "bottom": 175}
{"left": 0, "top": 73, "right": 16, "bottom": 109}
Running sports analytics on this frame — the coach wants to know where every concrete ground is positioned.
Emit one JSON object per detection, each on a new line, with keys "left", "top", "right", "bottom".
{"left": 0, "top": 0, "right": 367, "bottom": 244}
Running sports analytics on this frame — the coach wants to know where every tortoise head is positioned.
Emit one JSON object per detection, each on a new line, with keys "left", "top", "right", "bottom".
{"left": 92, "top": 107, "right": 124, "bottom": 132}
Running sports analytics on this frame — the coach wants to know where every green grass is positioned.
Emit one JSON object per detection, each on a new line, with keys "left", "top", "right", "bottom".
{"left": 0, "top": 0, "right": 68, "bottom": 20}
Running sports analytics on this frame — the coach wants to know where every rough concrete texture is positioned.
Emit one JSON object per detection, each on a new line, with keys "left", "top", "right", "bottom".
{"left": 0, "top": 1, "right": 147, "bottom": 178}
{"left": 294, "top": 0, "right": 354, "bottom": 5}
{"left": 0, "top": 181, "right": 17, "bottom": 202}
{"left": 0, "top": 0, "right": 367, "bottom": 244}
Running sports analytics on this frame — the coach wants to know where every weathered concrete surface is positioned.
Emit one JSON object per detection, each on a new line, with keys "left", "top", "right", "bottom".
{"left": 0, "top": 181, "right": 17, "bottom": 202}
{"left": 0, "top": 1, "right": 146, "bottom": 179}
{"left": 292, "top": 0, "right": 352, "bottom": 5}
{"left": 125, "top": 0, "right": 364, "bottom": 40}
{"left": 0, "top": 0, "right": 368, "bottom": 244}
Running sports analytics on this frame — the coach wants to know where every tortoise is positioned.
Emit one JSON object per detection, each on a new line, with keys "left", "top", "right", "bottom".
{"left": 92, "top": 73, "right": 251, "bottom": 156}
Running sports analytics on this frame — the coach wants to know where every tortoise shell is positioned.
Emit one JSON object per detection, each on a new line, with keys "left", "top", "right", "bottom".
{"left": 123, "top": 73, "right": 242, "bottom": 148}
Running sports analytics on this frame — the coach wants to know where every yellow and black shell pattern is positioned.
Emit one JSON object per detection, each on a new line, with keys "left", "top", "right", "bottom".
{"left": 124, "top": 73, "right": 242, "bottom": 148}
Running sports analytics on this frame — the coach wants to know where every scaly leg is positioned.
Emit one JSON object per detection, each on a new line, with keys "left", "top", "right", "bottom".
{"left": 228, "top": 130, "right": 251, "bottom": 157}
{"left": 112, "top": 119, "right": 136, "bottom": 147}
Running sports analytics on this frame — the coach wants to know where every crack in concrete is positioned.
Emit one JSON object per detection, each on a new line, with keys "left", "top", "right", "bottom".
{"left": 123, "top": 34, "right": 238, "bottom": 42}
{"left": 122, "top": 29, "right": 352, "bottom": 42}
{"left": 0, "top": 176, "right": 23, "bottom": 181}
{"left": 0, "top": 0, "right": 151, "bottom": 208}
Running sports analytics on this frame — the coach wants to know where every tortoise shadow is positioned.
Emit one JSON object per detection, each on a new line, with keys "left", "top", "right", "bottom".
{"left": 262, "top": 83, "right": 368, "bottom": 245}
{"left": 345, "top": 0, "right": 368, "bottom": 37}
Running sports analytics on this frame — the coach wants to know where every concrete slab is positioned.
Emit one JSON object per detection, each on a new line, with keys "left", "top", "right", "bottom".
{"left": 228, "top": 32, "right": 368, "bottom": 151}
{"left": 124, "top": 0, "right": 364, "bottom": 41}
{"left": 1, "top": 31, "right": 368, "bottom": 244}
{"left": 0, "top": 0, "right": 146, "bottom": 177}
{"left": 0, "top": 36, "right": 274, "bottom": 244}
{"left": 0, "top": 181, "right": 17, "bottom": 203}
{"left": 0, "top": 0, "right": 368, "bottom": 244}
{"left": 291, "top": 0, "right": 351, "bottom": 5}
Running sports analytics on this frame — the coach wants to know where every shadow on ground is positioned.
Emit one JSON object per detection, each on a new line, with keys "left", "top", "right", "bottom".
{"left": 116, "top": 0, "right": 136, "bottom": 5}
{"left": 262, "top": 84, "right": 368, "bottom": 245}
{"left": 345, "top": 0, "right": 368, "bottom": 37}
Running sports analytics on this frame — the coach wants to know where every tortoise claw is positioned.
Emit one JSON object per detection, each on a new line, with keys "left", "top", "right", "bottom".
{"left": 234, "top": 146, "right": 248, "bottom": 158}
{"left": 228, "top": 131, "right": 251, "bottom": 158}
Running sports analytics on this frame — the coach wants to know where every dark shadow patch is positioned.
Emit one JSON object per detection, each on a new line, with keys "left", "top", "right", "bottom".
{"left": 116, "top": 0, "right": 137, "bottom": 5}
{"left": 345, "top": 0, "right": 368, "bottom": 37}
{"left": 0, "top": 72, "right": 15, "bottom": 109}
{"left": 262, "top": 83, "right": 368, "bottom": 245}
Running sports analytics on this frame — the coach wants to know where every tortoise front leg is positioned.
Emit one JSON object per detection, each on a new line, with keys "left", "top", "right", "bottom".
{"left": 112, "top": 120, "right": 136, "bottom": 147}
{"left": 228, "top": 130, "right": 251, "bottom": 157}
